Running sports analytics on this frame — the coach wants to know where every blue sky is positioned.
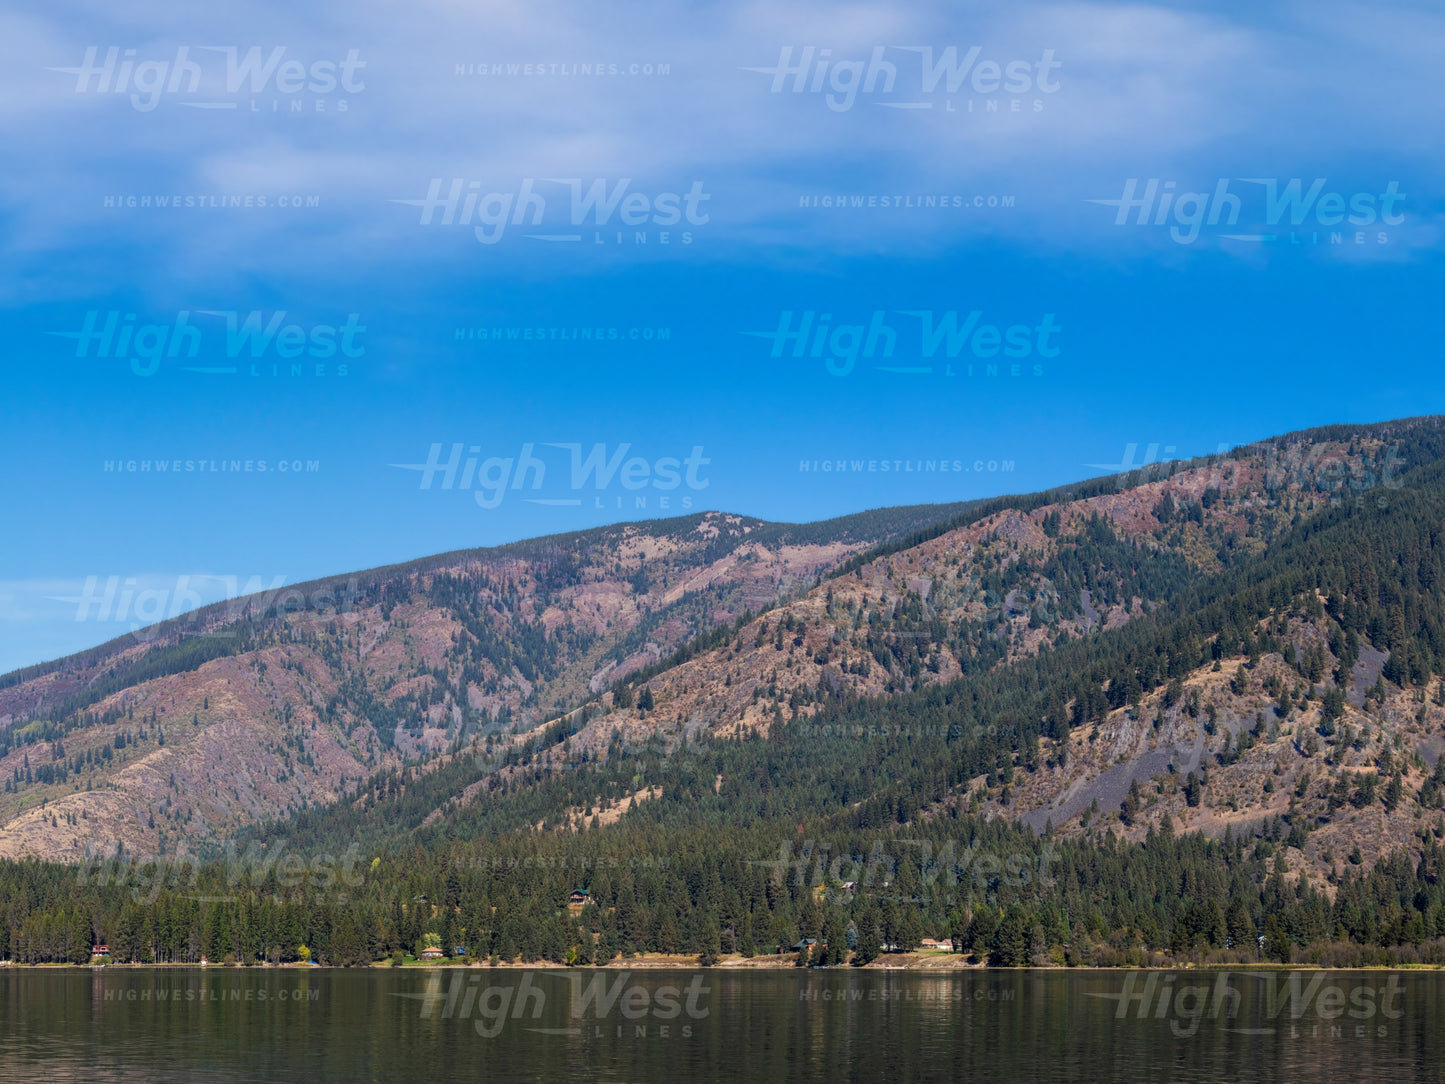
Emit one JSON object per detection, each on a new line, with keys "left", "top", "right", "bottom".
{"left": 2, "top": 0, "right": 1443, "bottom": 673}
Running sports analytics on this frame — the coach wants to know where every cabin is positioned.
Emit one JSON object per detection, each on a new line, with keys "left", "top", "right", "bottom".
{"left": 919, "top": 938, "right": 952, "bottom": 952}
{"left": 419, "top": 946, "right": 443, "bottom": 961}
{"left": 566, "top": 889, "right": 591, "bottom": 907}
{"left": 90, "top": 944, "right": 110, "bottom": 958}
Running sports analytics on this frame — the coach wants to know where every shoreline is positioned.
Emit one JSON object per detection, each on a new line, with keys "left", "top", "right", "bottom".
{"left": 5, "top": 954, "right": 1444, "bottom": 972}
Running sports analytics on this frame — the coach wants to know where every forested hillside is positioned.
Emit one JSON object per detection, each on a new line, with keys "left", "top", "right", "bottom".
{"left": 5, "top": 417, "right": 1445, "bottom": 969}
{"left": 0, "top": 505, "right": 969, "bottom": 859}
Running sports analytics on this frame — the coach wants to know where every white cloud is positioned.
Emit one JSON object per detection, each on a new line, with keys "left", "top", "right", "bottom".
{"left": 0, "top": 0, "right": 1440, "bottom": 297}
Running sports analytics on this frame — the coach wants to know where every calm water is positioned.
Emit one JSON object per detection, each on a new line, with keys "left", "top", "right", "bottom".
{"left": 2, "top": 967, "right": 1443, "bottom": 1082}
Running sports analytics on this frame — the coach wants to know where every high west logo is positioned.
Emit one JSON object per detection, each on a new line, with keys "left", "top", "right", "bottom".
{"left": 48, "top": 574, "right": 358, "bottom": 642}
{"left": 391, "top": 442, "right": 711, "bottom": 510}
{"left": 1087, "top": 178, "right": 1406, "bottom": 245}
{"left": 390, "top": 178, "right": 709, "bottom": 244}
{"left": 77, "top": 841, "right": 366, "bottom": 905}
{"left": 1090, "top": 972, "right": 1404, "bottom": 1039}
{"left": 411, "top": 971, "right": 709, "bottom": 1039}
{"left": 47, "top": 46, "right": 365, "bottom": 112}
{"left": 742, "top": 45, "right": 1061, "bottom": 112}
{"left": 51, "top": 310, "right": 364, "bottom": 376}
{"left": 752, "top": 838, "right": 1059, "bottom": 905}
{"left": 744, "top": 309, "right": 1060, "bottom": 376}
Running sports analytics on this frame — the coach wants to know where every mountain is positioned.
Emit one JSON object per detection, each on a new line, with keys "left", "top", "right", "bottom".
{"left": 277, "top": 417, "right": 1434, "bottom": 869}
{"left": 7, "top": 416, "right": 1445, "bottom": 968}
{"left": 0, "top": 502, "right": 978, "bottom": 861}
{"left": 0, "top": 417, "right": 1441, "bottom": 875}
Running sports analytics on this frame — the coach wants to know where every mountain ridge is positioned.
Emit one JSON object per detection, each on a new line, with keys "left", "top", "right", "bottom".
{"left": 2, "top": 415, "right": 1442, "bottom": 874}
{"left": 7, "top": 415, "right": 1445, "bottom": 971}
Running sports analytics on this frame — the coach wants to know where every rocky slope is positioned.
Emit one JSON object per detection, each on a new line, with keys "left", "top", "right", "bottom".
{"left": 0, "top": 421, "right": 1431, "bottom": 872}
{"left": 419, "top": 427, "right": 1436, "bottom": 887}
{"left": 0, "top": 507, "right": 966, "bottom": 860}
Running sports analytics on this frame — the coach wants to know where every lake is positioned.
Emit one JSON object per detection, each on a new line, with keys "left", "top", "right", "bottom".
{"left": 2, "top": 967, "right": 1442, "bottom": 1082}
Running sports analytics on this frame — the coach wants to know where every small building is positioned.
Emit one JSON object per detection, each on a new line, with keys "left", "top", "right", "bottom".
{"left": 419, "top": 946, "right": 443, "bottom": 961}
{"left": 919, "top": 938, "right": 952, "bottom": 952}
{"left": 566, "top": 889, "right": 591, "bottom": 907}
{"left": 90, "top": 944, "right": 110, "bottom": 958}
{"left": 452, "top": 945, "right": 468, "bottom": 958}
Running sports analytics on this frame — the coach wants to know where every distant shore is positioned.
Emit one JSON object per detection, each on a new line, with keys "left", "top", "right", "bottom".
{"left": 5, "top": 953, "right": 1444, "bottom": 971}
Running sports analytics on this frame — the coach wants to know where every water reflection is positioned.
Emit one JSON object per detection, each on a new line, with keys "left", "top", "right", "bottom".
{"left": 0, "top": 968, "right": 1438, "bottom": 1083}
